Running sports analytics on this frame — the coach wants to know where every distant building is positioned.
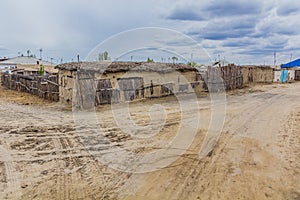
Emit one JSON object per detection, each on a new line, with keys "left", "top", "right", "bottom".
{"left": 0, "top": 56, "right": 57, "bottom": 75}
{"left": 0, "top": 57, "right": 8, "bottom": 62}
{"left": 281, "top": 58, "right": 300, "bottom": 69}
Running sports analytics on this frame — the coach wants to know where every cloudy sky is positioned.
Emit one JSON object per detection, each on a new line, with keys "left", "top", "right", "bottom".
{"left": 0, "top": 0, "right": 300, "bottom": 65}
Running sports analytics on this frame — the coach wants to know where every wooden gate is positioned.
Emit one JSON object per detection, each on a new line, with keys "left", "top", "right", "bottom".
{"left": 96, "top": 79, "right": 119, "bottom": 105}
{"left": 118, "top": 77, "right": 144, "bottom": 101}
{"left": 73, "top": 72, "right": 96, "bottom": 110}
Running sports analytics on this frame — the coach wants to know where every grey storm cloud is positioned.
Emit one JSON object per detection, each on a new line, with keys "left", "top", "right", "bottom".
{"left": 187, "top": 16, "right": 259, "bottom": 40}
{"left": 222, "top": 38, "right": 257, "bottom": 48}
{"left": 222, "top": 36, "right": 289, "bottom": 52}
{"left": 238, "top": 49, "right": 278, "bottom": 55}
{"left": 276, "top": 2, "right": 300, "bottom": 16}
{"left": 167, "top": 8, "right": 206, "bottom": 21}
{"left": 204, "top": 0, "right": 263, "bottom": 17}
{"left": 165, "top": 0, "right": 300, "bottom": 64}
{"left": 166, "top": 0, "right": 263, "bottom": 21}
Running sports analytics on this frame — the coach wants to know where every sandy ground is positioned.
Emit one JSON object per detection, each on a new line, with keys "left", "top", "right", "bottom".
{"left": 0, "top": 82, "right": 299, "bottom": 200}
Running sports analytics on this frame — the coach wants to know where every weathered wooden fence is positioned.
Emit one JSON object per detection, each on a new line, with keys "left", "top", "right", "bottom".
{"left": 203, "top": 64, "right": 243, "bottom": 92}
{"left": 70, "top": 65, "right": 246, "bottom": 108}
{"left": 1, "top": 73, "right": 59, "bottom": 101}
{"left": 118, "top": 77, "right": 144, "bottom": 101}
{"left": 295, "top": 70, "right": 300, "bottom": 81}
{"left": 2, "top": 65, "right": 276, "bottom": 107}
{"left": 96, "top": 79, "right": 120, "bottom": 105}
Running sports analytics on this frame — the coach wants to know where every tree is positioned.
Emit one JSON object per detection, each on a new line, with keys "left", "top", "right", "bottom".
{"left": 103, "top": 51, "right": 108, "bottom": 60}
{"left": 98, "top": 51, "right": 109, "bottom": 61}
{"left": 187, "top": 61, "right": 197, "bottom": 67}
{"left": 38, "top": 64, "right": 44, "bottom": 75}
{"left": 27, "top": 49, "right": 31, "bottom": 57}
{"left": 172, "top": 56, "right": 178, "bottom": 64}
{"left": 98, "top": 53, "right": 103, "bottom": 61}
{"left": 147, "top": 57, "right": 154, "bottom": 62}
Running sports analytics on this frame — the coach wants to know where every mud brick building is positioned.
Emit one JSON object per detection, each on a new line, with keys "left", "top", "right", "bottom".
{"left": 55, "top": 62, "right": 205, "bottom": 109}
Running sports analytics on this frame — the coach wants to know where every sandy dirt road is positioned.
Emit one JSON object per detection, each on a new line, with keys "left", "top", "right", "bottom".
{"left": 0, "top": 82, "right": 299, "bottom": 199}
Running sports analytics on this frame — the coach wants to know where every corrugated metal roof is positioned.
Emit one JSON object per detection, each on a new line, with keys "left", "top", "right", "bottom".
{"left": 0, "top": 56, "right": 54, "bottom": 66}
{"left": 281, "top": 58, "right": 300, "bottom": 68}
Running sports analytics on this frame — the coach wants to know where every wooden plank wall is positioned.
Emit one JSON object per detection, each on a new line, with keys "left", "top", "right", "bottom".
{"left": 295, "top": 70, "right": 300, "bottom": 81}
{"left": 118, "top": 77, "right": 144, "bottom": 101}
{"left": 1, "top": 73, "right": 59, "bottom": 101}
{"left": 96, "top": 79, "right": 120, "bottom": 105}
{"left": 205, "top": 65, "right": 243, "bottom": 92}
{"left": 73, "top": 72, "right": 96, "bottom": 110}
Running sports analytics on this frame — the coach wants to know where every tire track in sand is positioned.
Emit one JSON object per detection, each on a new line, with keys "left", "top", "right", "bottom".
{"left": 53, "top": 132, "right": 86, "bottom": 200}
{"left": 0, "top": 145, "right": 21, "bottom": 199}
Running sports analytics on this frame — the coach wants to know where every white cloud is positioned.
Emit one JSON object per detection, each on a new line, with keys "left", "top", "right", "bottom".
{"left": 0, "top": 0, "right": 299, "bottom": 64}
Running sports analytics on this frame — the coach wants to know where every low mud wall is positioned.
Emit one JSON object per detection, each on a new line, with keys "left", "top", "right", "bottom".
{"left": 241, "top": 66, "right": 273, "bottom": 85}
{"left": 1, "top": 73, "right": 59, "bottom": 101}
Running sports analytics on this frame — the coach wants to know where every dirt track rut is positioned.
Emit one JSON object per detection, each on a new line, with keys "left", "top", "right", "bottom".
{"left": 0, "top": 83, "right": 299, "bottom": 199}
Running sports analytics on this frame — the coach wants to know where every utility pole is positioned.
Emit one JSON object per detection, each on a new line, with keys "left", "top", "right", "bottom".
{"left": 274, "top": 51, "right": 276, "bottom": 67}
{"left": 39, "top": 48, "right": 43, "bottom": 60}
